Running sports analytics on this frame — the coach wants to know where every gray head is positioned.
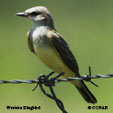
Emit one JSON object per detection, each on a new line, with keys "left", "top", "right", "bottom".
{"left": 16, "top": 6, "right": 54, "bottom": 28}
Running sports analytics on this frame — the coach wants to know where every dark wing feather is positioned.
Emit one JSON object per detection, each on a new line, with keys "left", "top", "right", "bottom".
{"left": 28, "top": 38, "right": 35, "bottom": 54}
{"left": 52, "top": 32, "right": 80, "bottom": 76}
{"left": 27, "top": 31, "right": 35, "bottom": 54}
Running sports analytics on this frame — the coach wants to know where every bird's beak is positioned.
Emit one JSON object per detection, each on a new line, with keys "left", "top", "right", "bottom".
{"left": 16, "top": 12, "right": 28, "bottom": 17}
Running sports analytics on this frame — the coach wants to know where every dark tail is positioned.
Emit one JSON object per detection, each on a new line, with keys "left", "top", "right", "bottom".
{"left": 72, "top": 80, "right": 97, "bottom": 104}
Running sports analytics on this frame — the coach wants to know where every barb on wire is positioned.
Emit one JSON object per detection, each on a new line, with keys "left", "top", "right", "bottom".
{"left": 0, "top": 66, "right": 113, "bottom": 113}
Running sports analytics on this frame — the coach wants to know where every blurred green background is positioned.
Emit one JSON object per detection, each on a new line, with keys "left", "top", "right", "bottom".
{"left": 0, "top": 0, "right": 113, "bottom": 113}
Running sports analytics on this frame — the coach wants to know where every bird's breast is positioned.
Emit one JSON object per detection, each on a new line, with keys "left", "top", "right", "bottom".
{"left": 35, "top": 43, "right": 65, "bottom": 73}
{"left": 29, "top": 26, "right": 74, "bottom": 77}
{"left": 30, "top": 27, "right": 63, "bottom": 72}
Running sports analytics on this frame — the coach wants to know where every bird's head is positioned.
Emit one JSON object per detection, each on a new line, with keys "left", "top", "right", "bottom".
{"left": 16, "top": 6, "right": 54, "bottom": 27}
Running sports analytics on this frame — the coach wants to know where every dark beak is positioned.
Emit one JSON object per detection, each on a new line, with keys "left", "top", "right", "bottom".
{"left": 16, "top": 12, "right": 28, "bottom": 17}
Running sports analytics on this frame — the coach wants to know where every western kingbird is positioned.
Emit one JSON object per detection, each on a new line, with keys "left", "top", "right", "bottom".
{"left": 16, "top": 6, "right": 97, "bottom": 104}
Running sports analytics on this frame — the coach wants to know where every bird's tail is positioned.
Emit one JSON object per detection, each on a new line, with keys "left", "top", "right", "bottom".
{"left": 72, "top": 80, "right": 97, "bottom": 104}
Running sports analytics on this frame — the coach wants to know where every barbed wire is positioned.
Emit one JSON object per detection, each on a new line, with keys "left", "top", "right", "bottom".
{"left": 1, "top": 74, "right": 113, "bottom": 85}
{"left": 0, "top": 66, "right": 113, "bottom": 113}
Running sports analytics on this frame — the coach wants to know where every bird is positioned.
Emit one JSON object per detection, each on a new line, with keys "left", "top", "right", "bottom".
{"left": 16, "top": 6, "right": 97, "bottom": 104}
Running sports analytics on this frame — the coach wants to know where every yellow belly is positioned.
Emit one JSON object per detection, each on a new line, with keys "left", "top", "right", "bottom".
{"left": 34, "top": 44, "right": 82, "bottom": 86}
{"left": 35, "top": 46, "right": 75, "bottom": 78}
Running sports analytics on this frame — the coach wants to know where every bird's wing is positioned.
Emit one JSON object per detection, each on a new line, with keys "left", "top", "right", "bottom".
{"left": 50, "top": 31, "right": 80, "bottom": 76}
{"left": 27, "top": 31, "right": 36, "bottom": 54}
{"left": 28, "top": 37, "right": 35, "bottom": 54}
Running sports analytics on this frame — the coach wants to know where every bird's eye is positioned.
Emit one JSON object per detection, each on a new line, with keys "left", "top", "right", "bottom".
{"left": 30, "top": 12, "right": 41, "bottom": 16}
